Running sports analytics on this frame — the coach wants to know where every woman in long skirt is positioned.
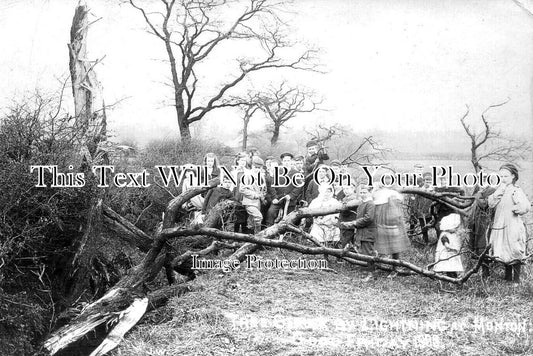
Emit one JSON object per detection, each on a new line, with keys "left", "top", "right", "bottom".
{"left": 373, "top": 185, "right": 410, "bottom": 260}
{"left": 488, "top": 163, "right": 531, "bottom": 282}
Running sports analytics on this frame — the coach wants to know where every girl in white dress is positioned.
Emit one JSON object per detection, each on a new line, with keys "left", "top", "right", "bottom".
{"left": 488, "top": 164, "right": 531, "bottom": 282}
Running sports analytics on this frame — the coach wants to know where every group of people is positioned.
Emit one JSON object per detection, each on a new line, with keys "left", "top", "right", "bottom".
{"left": 182, "top": 144, "right": 531, "bottom": 282}
{"left": 408, "top": 163, "right": 531, "bottom": 282}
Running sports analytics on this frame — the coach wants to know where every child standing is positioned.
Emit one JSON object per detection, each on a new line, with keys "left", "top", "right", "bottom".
{"left": 239, "top": 156, "right": 267, "bottom": 234}
{"left": 337, "top": 183, "right": 359, "bottom": 249}
{"left": 433, "top": 213, "right": 463, "bottom": 278}
{"left": 340, "top": 185, "right": 377, "bottom": 276}
{"left": 309, "top": 183, "right": 340, "bottom": 246}
{"left": 233, "top": 152, "right": 249, "bottom": 233}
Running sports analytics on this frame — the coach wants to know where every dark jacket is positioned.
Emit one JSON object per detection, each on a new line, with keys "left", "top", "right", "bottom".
{"left": 345, "top": 200, "right": 376, "bottom": 242}
{"left": 263, "top": 171, "right": 277, "bottom": 205}
{"left": 303, "top": 151, "right": 329, "bottom": 176}
{"left": 336, "top": 191, "right": 358, "bottom": 224}
{"left": 272, "top": 167, "right": 303, "bottom": 207}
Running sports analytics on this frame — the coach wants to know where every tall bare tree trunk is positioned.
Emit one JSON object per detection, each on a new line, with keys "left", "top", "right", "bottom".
{"left": 164, "top": 37, "right": 192, "bottom": 141}
{"left": 270, "top": 123, "right": 280, "bottom": 146}
{"left": 64, "top": 1, "right": 114, "bottom": 307}
{"left": 242, "top": 117, "right": 249, "bottom": 150}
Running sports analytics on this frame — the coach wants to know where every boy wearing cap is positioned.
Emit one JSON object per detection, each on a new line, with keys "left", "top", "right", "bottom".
{"left": 303, "top": 140, "right": 329, "bottom": 177}
{"left": 239, "top": 156, "right": 267, "bottom": 234}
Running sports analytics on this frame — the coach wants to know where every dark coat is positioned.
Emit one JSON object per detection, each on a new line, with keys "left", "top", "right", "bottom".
{"left": 272, "top": 167, "right": 303, "bottom": 207}
{"left": 346, "top": 200, "right": 377, "bottom": 242}
{"left": 336, "top": 191, "right": 358, "bottom": 224}
{"left": 303, "top": 151, "right": 329, "bottom": 176}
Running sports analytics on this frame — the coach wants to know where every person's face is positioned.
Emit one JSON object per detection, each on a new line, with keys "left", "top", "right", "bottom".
{"left": 282, "top": 156, "right": 293, "bottom": 168}
{"left": 499, "top": 168, "right": 514, "bottom": 185}
{"left": 265, "top": 159, "right": 272, "bottom": 169}
{"left": 359, "top": 188, "right": 369, "bottom": 200}
{"left": 206, "top": 157, "right": 215, "bottom": 168}
{"left": 343, "top": 185, "right": 355, "bottom": 196}
{"left": 237, "top": 157, "right": 247, "bottom": 168}
{"left": 222, "top": 179, "right": 232, "bottom": 189}
{"left": 424, "top": 178, "right": 432, "bottom": 187}
{"left": 295, "top": 160, "right": 304, "bottom": 170}
{"left": 318, "top": 167, "right": 328, "bottom": 179}
{"left": 439, "top": 177, "right": 447, "bottom": 187}
{"left": 307, "top": 145, "right": 318, "bottom": 155}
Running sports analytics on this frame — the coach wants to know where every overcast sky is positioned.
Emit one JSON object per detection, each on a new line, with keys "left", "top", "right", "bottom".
{"left": 1, "top": 0, "right": 532, "bottom": 148}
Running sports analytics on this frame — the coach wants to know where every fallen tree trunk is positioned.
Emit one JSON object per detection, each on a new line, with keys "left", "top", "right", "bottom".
{"left": 102, "top": 205, "right": 152, "bottom": 252}
{"left": 164, "top": 226, "right": 490, "bottom": 284}
{"left": 44, "top": 180, "right": 222, "bottom": 355}
{"left": 44, "top": 178, "right": 482, "bottom": 355}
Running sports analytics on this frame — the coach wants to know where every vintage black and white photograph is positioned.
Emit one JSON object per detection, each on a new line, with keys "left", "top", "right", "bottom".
{"left": 1, "top": 0, "right": 532, "bottom": 355}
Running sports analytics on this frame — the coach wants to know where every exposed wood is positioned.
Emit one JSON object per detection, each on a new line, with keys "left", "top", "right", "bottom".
{"left": 44, "top": 179, "right": 221, "bottom": 355}
{"left": 88, "top": 297, "right": 148, "bottom": 356}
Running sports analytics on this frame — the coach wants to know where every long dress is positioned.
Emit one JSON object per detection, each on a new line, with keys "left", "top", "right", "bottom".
{"left": 488, "top": 184, "right": 530, "bottom": 264}
{"left": 373, "top": 188, "right": 410, "bottom": 255}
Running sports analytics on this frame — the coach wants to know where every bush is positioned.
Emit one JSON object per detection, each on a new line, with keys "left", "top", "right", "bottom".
{"left": 0, "top": 92, "right": 93, "bottom": 355}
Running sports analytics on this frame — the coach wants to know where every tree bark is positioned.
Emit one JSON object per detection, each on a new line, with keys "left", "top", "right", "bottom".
{"left": 242, "top": 117, "right": 249, "bottom": 151}
{"left": 270, "top": 123, "right": 280, "bottom": 146}
{"left": 62, "top": 2, "right": 113, "bottom": 308}
{"left": 101, "top": 206, "right": 152, "bottom": 252}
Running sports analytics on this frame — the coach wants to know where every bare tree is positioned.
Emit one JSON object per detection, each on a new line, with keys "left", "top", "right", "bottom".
{"left": 127, "top": 0, "right": 320, "bottom": 140}
{"left": 235, "top": 93, "right": 261, "bottom": 150}
{"left": 255, "top": 82, "right": 320, "bottom": 146}
{"left": 459, "top": 99, "right": 531, "bottom": 173}
{"left": 69, "top": 2, "right": 107, "bottom": 160}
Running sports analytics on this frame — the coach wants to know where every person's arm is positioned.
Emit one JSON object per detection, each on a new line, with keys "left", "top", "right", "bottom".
{"left": 288, "top": 174, "right": 303, "bottom": 202}
{"left": 239, "top": 175, "right": 259, "bottom": 199}
{"left": 354, "top": 202, "right": 375, "bottom": 229}
{"left": 488, "top": 186, "right": 505, "bottom": 209}
{"left": 512, "top": 187, "right": 531, "bottom": 215}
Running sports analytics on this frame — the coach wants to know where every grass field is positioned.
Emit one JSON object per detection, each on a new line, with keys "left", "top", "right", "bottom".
{"left": 118, "top": 247, "right": 533, "bottom": 356}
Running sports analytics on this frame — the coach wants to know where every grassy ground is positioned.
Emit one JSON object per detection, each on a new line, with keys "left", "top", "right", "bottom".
{"left": 117, "top": 244, "right": 533, "bottom": 356}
